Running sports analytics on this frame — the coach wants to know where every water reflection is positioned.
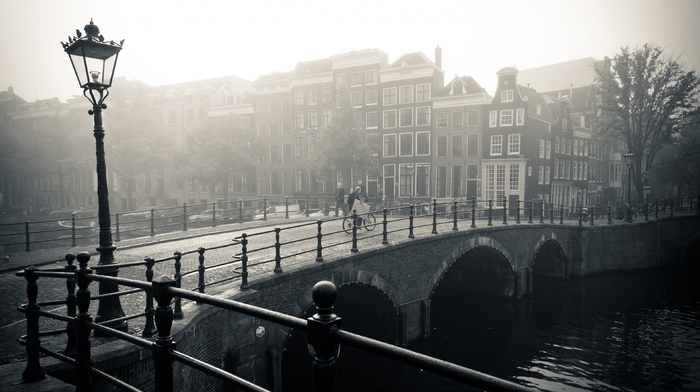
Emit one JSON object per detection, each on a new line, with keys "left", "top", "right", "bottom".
{"left": 419, "top": 268, "right": 700, "bottom": 391}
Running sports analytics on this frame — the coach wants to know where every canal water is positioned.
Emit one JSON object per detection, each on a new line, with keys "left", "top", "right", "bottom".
{"left": 397, "top": 266, "right": 700, "bottom": 391}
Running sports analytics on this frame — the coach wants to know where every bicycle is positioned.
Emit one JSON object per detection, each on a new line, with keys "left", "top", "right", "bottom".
{"left": 614, "top": 204, "right": 638, "bottom": 222}
{"left": 342, "top": 212, "right": 376, "bottom": 233}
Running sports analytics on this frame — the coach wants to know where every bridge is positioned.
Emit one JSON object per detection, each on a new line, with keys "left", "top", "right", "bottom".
{"left": 6, "top": 198, "right": 700, "bottom": 391}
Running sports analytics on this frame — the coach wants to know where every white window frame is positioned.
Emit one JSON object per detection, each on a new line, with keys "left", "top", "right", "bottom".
{"left": 490, "top": 135, "right": 503, "bottom": 155}
{"left": 383, "top": 87, "right": 397, "bottom": 106}
{"left": 489, "top": 110, "right": 497, "bottom": 127}
{"left": 365, "top": 90, "right": 378, "bottom": 106}
{"left": 399, "top": 107, "right": 414, "bottom": 127}
{"left": 399, "top": 85, "right": 414, "bottom": 104}
{"left": 416, "top": 83, "right": 431, "bottom": 102}
{"left": 416, "top": 131, "right": 430, "bottom": 156}
{"left": 399, "top": 132, "right": 413, "bottom": 157}
{"left": 366, "top": 111, "right": 378, "bottom": 129}
{"left": 501, "top": 89, "right": 514, "bottom": 102}
{"left": 437, "top": 112, "right": 448, "bottom": 128}
{"left": 500, "top": 109, "right": 514, "bottom": 126}
{"left": 383, "top": 133, "right": 397, "bottom": 157}
{"left": 508, "top": 134, "right": 520, "bottom": 155}
{"left": 516, "top": 108, "right": 525, "bottom": 125}
{"left": 383, "top": 109, "right": 396, "bottom": 129}
{"left": 416, "top": 106, "right": 431, "bottom": 126}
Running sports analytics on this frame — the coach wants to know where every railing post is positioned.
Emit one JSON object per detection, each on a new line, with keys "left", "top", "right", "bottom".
{"left": 212, "top": 202, "right": 217, "bottom": 227}
{"left": 274, "top": 228, "right": 283, "bottom": 273}
{"left": 644, "top": 195, "right": 649, "bottom": 221}
{"left": 20, "top": 266, "right": 44, "bottom": 382}
{"left": 173, "top": 251, "right": 183, "bottom": 319}
{"left": 75, "top": 252, "right": 93, "bottom": 391}
{"left": 285, "top": 196, "right": 290, "bottom": 219}
{"left": 470, "top": 196, "right": 476, "bottom": 228}
{"left": 240, "top": 234, "right": 249, "bottom": 290}
{"left": 263, "top": 197, "right": 268, "bottom": 220}
{"left": 502, "top": 196, "right": 507, "bottom": 225}
{"left": 239, "top": 200, "right": 243, "bottom": 222}
{"left": 71, "top": 213, "right": 77, "bottom": 246}
{"left": 323, "top": 196, "right": 329, "bottom": 216}
{"left": 607, "top": 204, "right": 612, "bottom": 224}
{"left": 308, "top": 281, "right": 342, "bottom": 392}
{"left": 150, "top": 208, "right": 156, "bottom": 236}
{"left": 197, "top": 247, "right": 206, "bottom": 298}
{"left": 24, "top": 221, "right": 30, "bottom": 252}
{"left": 316, "top": 220, "right": 323, "bottom": 262}
{"left": 487, "top": 199, "right": 493, "bottom": 226}
{"left": 142, "top": 257, "right": 157, "bottom": 337}
{"left": 115, "top": 213, "right": 121, "bottom": 242}
{"left": 516, "top": 199, "right": 521, "bottom": 224}
{"left": 152, "top": 276, "right": 177, "bottom": 392}
{"left": 306, "top": 194, "right": 310, "bottom": 218}
{"left": 655, "top": 199, "right": 659, "bottom": 219}
{"left": 559, "top": 204, "right": 563, "bottom": 225}
{"left": 452, "top": 200, "right": 458, "bottom": 231}
{"left": 182, "top": 203, "right": 187, "bottom": 231}
{"left": 590, "top": 206, "right": 595, "bottom": 226}
{"left": 432, "top": 199, "right": 438, "bottom": 234}
{"left": 550, "top": 202, "right": 554, "bottom": 224}
{"left": 351, "top": 211, "right": 359, "bottom": 252}
{"left": 64, "top": 253, "right": 78, "bottom": 357}
{"left": 528, "top": 200, "right": 534, "bottom": 224}
{"left": 540, "top": 199, "right": 545, "bottom": 223}
{"left": 408, "top": 205, "right": 415, "bottom": 239}
{"left": 382, "top": 208, "right": 389, "bottom": 244}
{"left": 578, "top": 204, "right": 583, "bottom": 226}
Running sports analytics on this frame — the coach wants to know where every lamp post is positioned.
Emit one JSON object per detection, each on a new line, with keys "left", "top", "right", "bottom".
{"left": 62, "top": 20, "right": 127, "bottom": 332}
{"left": 623, "top": 150, "right": 634, "bottom": 222}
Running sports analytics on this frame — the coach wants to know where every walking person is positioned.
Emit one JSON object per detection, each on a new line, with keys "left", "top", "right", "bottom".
{"left": 335, "top": 183, "right": 346, "bottom": 216}
{"left": 357, "top": 180, "right": 367, "bottom": 202}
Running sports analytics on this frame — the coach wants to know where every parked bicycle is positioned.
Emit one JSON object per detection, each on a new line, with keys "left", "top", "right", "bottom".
{"left": 343, "top": 201, "right": 376, "bottom": 233}
{"left": 614, "top": 203, "right": 639, "bottom": 222}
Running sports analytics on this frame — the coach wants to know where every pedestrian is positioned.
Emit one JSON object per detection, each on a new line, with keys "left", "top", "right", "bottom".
{"left": 335, "top": 183, "right": 346, "bottom": 216}
{"left": 357, "top": 180, "right": 367, "bottom": 202}
{"left": 347, "top": 186, "right": 359, "bottom": 213}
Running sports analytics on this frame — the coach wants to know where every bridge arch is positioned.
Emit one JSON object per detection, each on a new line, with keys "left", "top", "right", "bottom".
{"left": 430, "top": 235, "right": 516, "bottom": 299}
{"left": 532, "top": 234, "right": 568, "bottom": 278}
{"left": 278, "top": 271, "right": 401, "bottom": 391}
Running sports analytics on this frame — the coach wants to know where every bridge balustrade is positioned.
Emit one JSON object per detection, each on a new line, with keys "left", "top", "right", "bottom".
{"left": 16, "top": 253, "right": 533, "bottom": 392}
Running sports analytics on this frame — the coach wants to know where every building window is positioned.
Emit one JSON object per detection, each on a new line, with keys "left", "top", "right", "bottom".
{"left": 383, "top": 87, "right": 397, "bottom": 105}
{"left": 270, "top": 145, "right": 280, "bottom": 163}
{"left": 281, "top": 97, "right": 291, "bottom": 113}
{"left": 365, "top": 90, "right": 378, "bottom": 105}
{"left": 321, "top": 109, "right": 332, "bottom": 127}
{"left": 508, "top": 134, "right": 520, "bottom": 155}
{"left": 399, "top": 107, "right": 413, "bottom": 127}
{"left": 554, "top": 159, "right": 559, "bottom": 178}
{"left": 336, "top": 74, "right": 347, "bottom": 87}
{"left": 416, "top": 131, "right": 430, "bottom": 155}
{"left": 383, "top": 110, "right": 396, "bottom": 128}
{"left": 546, "top": 140, "right": 551, "bottom": 159}
{"left": 308, "top": 89, "right": 317, "bottom": 105}
{"left": 282, "top": 120, "right": 290, "bottom": 135}
{"left": 383, "top": 134, "right": 397, "bottom": 157}
{"left": 516, "top": 108, "right": 525, "bottom": 125}
{"left": 500, "top": 109, "right": 513, "bottom": 126}
{"left": 295, "top": 111, "right": 305, "bottom": 130}
{"left": 509, "top": 165, "right": 519, "bottom": 191}
{"left": 554, "top": 136, "right": 560, "bottom": 153}
{"left": 351, "top": 91, "right": 362, "bottom": 107}
{"left": 452, "top": 111, "right": 463, "bottom": 128}
{"left": 485, "top": 164, "right": 495, "bottom": 202}
{"left": 437, "top": 112, "right": 448, "bottom": 128}
{"left": 366, "top": 111, "right": 378, "bottom": 129}
{"left": 574, "top": 140, "right": 579, "bottom": 155}
{"left": 538, "top": 166, "right": 544, "bottom": 184}
{"left": 545, "top": 166, "right": 550, "bottom": 184}
{"left": 399, "top": 85, "right": 414, "bottom": 104}
{"left": 496, "top": 165, "right": 506, "bottom": 205}
{"left": 467, "top": 134, "right": 479, "bottom": 156}
{"left": 416, "top": 83, "right": 431, "bottom": 101}
{"left": 257, "top": 122, "right": 267, "bottom": 136}
{"left": 416, "top": 107, "right": 430, "bottom": 126}
{"left": 308, "top": 110, "right": 318, "bottom": 128}
{"left": 539, "top": 140, "right": 545, "bottom": 158}
{"left": 365, "top": 70, "right": 378, "bottom": 85}
{"left": 489, "top": 110, "right": 497, "bottom": 127}
{"left": 437, "top": 135, "right": 447, "bottom": 157}
{"left": 501, "top": 89, "right": 514, "bottom": 102}
{"left": 354, "top": 113, "right": 362, "bottom": 127}
{"left": 399, "top": 133, "right": 413, "bottom": 156}
{"left": 283, "top": 144, "right": 291, "bottom": 163}
{"left": 490, "top": 135, "right": 502, "bottom": 155}
{"left": 270, "top": 122, "right": 279, "bottom": 136}
{"left": 321, "top": 87, "right": 331, "bottom": 103}
{"left": 451, "top": 135, "right": 463, "bottom": 156}
{"left": 573, "top": 161, "right": 578, "bottom": 180}
{"left": 535, "top": 104, "right": 541, "bottom": 115}
{"left": 350, "top": 71, "right": 362, "bottom": 86}
{"left": 467, "top": 110, "right": 479, "bottom": 126}
{"left": 294, "top": 90, "right": 304, "bottom": 105}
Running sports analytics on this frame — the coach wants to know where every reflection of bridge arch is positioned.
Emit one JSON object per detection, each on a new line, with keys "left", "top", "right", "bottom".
{"left": 431, "top": 236, "right": 516, "bottom": 299}
{"left": 532, "top": 234, "right": 567, "bottom": 278}
{"left": 279, "top": 271, "right": 400, "bottom": 391}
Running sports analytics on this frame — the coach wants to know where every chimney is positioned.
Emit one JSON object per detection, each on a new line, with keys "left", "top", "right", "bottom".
{"left": 435, "top": 46, "right": 442, "bottom": 70}
{"left": 8, "top": 85, "right": 13, "bottom": 95}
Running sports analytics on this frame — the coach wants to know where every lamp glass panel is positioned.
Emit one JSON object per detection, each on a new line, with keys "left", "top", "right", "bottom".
{"left": 69, "top": 52, "right": 88, "bottom": 87}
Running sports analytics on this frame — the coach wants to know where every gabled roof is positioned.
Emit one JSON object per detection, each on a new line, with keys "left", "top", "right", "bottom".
{"left": 254, "top": 71, "right": 293, "bottom": 84}
{"left": 437, "top": 76, "right": 486, "bottom": 96}
{"left": 518, "top": 84, "right": 554, "bottom": 122}
{"left": 390, "top": 52, "right": 433, "bottom": 68}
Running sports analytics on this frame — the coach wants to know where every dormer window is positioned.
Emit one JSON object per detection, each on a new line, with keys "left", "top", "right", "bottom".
{"left": 535, "top": 105, "right": 541, "bottom": 115}
{"left": 501, "top": 89, "right": 514, "bottom": 102}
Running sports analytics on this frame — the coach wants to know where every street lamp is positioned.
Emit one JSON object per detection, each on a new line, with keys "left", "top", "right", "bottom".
{"left": 623, "top": 150, "right": 634, "bottom": 222}
{"left": 62, "top": 20, "right": 127, "bottom": 332}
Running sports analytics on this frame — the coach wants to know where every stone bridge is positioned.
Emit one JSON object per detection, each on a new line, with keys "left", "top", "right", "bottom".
{"left": 59, "top": 215, "right": 700, "bottom": 391}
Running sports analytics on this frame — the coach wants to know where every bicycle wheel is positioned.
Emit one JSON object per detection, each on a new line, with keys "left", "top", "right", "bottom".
{"left": 364, "top": 214, "right": 377, "bottom": 231}
{"left": 342, "top": 217, "right": 354, "bottom": 234}
{"left": 631, "top": 211, "right": 638, "bottom": 222}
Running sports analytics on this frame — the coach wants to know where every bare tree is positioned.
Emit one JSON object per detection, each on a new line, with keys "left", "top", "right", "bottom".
{"left": 595, "top": 43, "right": 700, "bottom": 201}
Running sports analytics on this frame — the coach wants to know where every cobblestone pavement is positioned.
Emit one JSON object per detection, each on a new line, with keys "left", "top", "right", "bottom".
{"left": 0, "top": 212, "right": 636, "bottom": 368}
